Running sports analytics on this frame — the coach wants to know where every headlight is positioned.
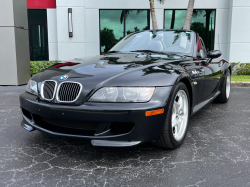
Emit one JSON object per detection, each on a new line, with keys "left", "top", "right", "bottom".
{"left": 26, "top": 79, "right": 38, "bottom": 95}
{"left": 88, "top": 87, "right": 155, "bottom": 102}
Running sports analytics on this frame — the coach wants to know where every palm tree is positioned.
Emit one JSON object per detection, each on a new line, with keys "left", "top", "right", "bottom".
{"left": 121, "top": 1, "right": 165, "bottom": 30}
{"left": 120, "top": 10, "right": 142, "bottom": 24}
{"left": 100, "top": 28, "right": 116, "bottom": 52}
{"left": 150, "top": 0, "right": 165, "bottom": 29}
{"left": 183, "top": 0, "right": 195, "bottom": 30}
{"left": 120, "top": 10, "right": 150, "bottom": 34}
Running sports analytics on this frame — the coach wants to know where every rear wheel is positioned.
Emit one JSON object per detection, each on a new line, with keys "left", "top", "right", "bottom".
{"left": 214, "top": 70, "right": 231, "bottom": 103}
{"left": 153, "top": 82, "right": 190, "bottom": 149}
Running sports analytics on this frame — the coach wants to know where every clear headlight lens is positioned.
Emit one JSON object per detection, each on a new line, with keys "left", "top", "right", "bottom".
{"left": 88, "top": 87, "right": 155, "bottom": 102}
{"left": 123, "top": 87, "right": 139, "bottom": 101}
{"left": 26, "top": 79, "right": 38, "bottom": 95}
{"left": 102, "top": 87, "right": 118, "bottom": 101}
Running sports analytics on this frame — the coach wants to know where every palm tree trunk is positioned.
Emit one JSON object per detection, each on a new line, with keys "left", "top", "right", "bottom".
{"left": 170, "top": 10, "right": 175, "bottom": 29}
{"left": 149, "top": 0, "right": 158, "bottom": 30}
{"left": 183, "top": 0, "right": 195, "bottom": 30}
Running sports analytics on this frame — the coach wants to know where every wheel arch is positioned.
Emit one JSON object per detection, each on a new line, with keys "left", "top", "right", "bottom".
{"left": 228, "top": 66, "right": 232, "bottom": 75}
{"left": 179, "top": 77, "right": 193, "bottom": 114}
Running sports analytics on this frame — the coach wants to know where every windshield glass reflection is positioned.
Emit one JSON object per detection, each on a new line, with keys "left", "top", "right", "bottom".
{"left": 110, "top": 30, "right": 193, "bottom": 54}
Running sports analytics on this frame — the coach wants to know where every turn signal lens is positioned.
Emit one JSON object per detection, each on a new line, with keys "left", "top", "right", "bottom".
{"left": 146, "top": 109, "right": 164, "bottom": 116}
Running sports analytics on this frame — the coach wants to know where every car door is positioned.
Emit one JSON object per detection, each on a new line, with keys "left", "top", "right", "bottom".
{"left": 180, "top": 36, "right": 208, "bottom": 105}
{"left": 180, "top": 35, "right": 211, "bottom": 105}
{"left": 198, "top": 37, "right": 222, "bottom": 99}
{"left": 181, "top": 60, "right": 205, "bottom": 105}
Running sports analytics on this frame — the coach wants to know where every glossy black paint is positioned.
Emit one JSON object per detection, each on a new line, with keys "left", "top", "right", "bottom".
{"left": 20, "top": 30, "right": 231, "bottom": 146}
{"left": 207, "top": 50, "right": 222, "bottom": 59}
{"left": 20, "top": 89, "right": 170, "bottom": 144}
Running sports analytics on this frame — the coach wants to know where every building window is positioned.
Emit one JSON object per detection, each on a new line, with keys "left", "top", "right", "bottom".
{"left": 100, "top": 9, "right": 150, "bottom": 54}
{"left": 164, "top": 9, "right": 216, "bottom": 51}
{"left": 28, "top": 9, "right": 49, "bottom": 61}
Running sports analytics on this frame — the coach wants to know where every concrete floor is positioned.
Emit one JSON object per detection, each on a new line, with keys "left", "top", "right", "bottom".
{"left": 0, "top": 86, "right": 250, "bottom": 187}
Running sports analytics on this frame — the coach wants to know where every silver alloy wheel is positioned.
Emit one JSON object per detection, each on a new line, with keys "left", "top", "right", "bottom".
{"left": 171, "top": 90, "right": 189, "bottom": 141}
{"left": 226, "top": 73, "right": 231, "bottom": 99}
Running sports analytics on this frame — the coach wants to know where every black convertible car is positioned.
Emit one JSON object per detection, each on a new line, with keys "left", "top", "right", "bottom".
{"left": 20, "top": 30, "right": 231, "bottom": 149}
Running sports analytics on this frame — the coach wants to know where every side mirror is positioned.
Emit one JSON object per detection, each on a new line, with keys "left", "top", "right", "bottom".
{"left": 207, "top": 50, "right": 222, "bottom": 59}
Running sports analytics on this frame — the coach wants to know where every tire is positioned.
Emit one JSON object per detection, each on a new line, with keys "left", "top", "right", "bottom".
{"left": 214, "top": 70, "right": 231, "bottom": 103}
{"left": 153, "top": 82, "right": 190, "bottom": 149}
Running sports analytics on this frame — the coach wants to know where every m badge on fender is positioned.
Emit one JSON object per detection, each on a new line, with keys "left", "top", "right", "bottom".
{"left": 189, "top": 68, "right": 205, "bottom": 78}
{"left": 192, "top": 70, "right": 199, "bottom": 75}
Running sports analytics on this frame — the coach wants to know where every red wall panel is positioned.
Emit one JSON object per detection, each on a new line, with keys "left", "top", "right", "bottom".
{"left": 27, "top": 0, "right": 56, "bottom": 9}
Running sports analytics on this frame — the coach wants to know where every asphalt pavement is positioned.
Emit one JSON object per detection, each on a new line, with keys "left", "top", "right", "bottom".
{"left": 0, "top": 86, "right": 250, "bottom": 187}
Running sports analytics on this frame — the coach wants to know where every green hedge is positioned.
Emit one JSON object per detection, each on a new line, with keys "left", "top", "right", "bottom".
{"left": 231, "top": 63, "right": 250, "bottom": 75}
{"left": 30, "top": 61, "right": 59, "bottom": 76}
{"left": 231, "top": 75, "right": 250, "bottom": 82}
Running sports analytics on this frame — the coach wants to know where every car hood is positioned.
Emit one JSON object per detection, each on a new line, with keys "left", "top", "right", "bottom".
{"left": 33, "top": 53, "right": 187, "bottom": 97}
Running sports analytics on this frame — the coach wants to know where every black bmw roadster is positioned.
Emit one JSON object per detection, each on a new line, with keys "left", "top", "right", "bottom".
{"left": 20, "top": 30, "right": 231, "bottom": 149}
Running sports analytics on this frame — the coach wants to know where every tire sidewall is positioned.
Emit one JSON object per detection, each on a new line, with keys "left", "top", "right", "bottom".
{"left": 165, "top": 82, "right": 190, "bottom": 148}
{"left": 225, "top": 69, "right": 231, "bottom": 101}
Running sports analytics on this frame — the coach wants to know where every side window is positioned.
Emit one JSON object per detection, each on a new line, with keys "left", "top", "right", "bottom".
{"left": 199, "top": 37, "right": 207, "bottom": 54}
{"left": 197, "top": 37, "right": 207, "bottom": 59}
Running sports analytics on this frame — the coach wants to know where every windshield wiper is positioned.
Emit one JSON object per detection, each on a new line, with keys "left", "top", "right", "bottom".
{"left": 130, "top": 50, "right": 166, "bottom": 55}
{"left": 110, "top": 50, "right": 194, "bottom": 59}
{"left": 130, "top": 50, "right": 193, "bottom": 58}
{"left": 165, "top": 53, "right": 193, "bottom": 59}
{"left": 107, "top": 51, "right": 120, "bottom": 53}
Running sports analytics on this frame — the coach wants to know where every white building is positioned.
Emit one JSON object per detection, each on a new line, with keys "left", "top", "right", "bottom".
{"left": 27, "top": 0, "right": 250, "bottom": 63}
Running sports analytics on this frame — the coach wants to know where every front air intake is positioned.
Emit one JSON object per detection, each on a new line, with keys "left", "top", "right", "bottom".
{"left": 41, "top": 117, "right": 99, "bottom": 131}
{"left": 56, "top": 82, "right": 82, "bottom": 102}
{"left": 41, "top": 81, "right": 57, "bottom": 101}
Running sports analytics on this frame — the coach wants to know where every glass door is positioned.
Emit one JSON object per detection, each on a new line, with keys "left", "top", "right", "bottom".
{"left": 29, "top": 21, "right": 48, "bottom": 61}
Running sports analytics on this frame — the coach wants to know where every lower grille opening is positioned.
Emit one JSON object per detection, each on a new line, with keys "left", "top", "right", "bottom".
{"left": 41, "top": 117, "right": 99, "bottom": 130}
{"left": 22, "top": 108, "right": 32, "bottom": 120}
{"left": 31, "top": 115, "right": 134, "bottom": 136}
{"left": 109, "top": 122, "right": 134, "bottom": 134}
{"left": 32, "top": 115, "right": 98, "bottom": 136}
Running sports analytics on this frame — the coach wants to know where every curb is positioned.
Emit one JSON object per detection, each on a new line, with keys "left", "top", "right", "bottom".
{"left": 231, "top": 81, "right": 250, "bottom": 87}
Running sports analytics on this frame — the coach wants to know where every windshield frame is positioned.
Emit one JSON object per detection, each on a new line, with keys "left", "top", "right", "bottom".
{"left": 109, "top": 29, "right": 197, "bottom": 58}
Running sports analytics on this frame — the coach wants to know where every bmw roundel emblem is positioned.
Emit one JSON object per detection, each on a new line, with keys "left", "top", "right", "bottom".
{"left": 60, "top": 75, "right": 68, "bottom": 80}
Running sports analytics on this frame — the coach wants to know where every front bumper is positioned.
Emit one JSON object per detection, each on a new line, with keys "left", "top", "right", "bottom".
{"left": 19, "top": 87, "right": 172, "bottom": 147}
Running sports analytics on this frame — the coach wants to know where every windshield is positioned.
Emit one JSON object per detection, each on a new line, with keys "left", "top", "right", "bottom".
{"left": 110, "top": 30, "right": 194, "bottom": 55}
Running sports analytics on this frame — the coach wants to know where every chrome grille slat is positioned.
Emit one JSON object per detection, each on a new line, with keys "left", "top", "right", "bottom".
{"left": 41, "top": 81, "right": 57, "bottom": 101}
{"left": 63, "top": 83, "right": 66, "bottom": 101}
{"left": 56, "top": 81, "right": 82, "bottom": 103}
{"left": 64, "top": 84, "right": 67, "bottom": 101}
{"left": 69, "top": 84, "right": 72, "bottom": 101}
{"left": 68, "top": 83, "right": 71, "bottom": 101}
{"left": 72, "top": 84, "right": 76, "bottom": 99}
